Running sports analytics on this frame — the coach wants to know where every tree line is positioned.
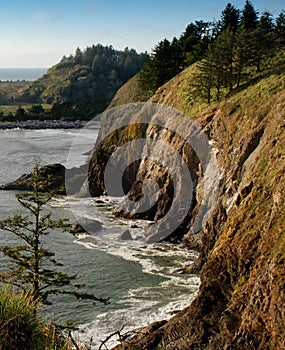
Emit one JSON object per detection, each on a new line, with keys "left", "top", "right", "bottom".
{"left": 0, "top": 102, "right": 93, "bottom": 123}
{"left": 139, "top": 0, "right": 285, "bottom": 101}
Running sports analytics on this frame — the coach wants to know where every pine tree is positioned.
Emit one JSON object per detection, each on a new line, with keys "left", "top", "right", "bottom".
{"left": 276, "top": 10, "right": 285, "bottom": 45}
{"left": 234, "top": 26, "right": 253, "bottom": 87}
{"left": 138, "top": 38, "right": 185, "bottom": 93}
{"left": 195, "top": 51, "right": 215, "bottom": 103}
{"left": 240, "top": 0, "right": 258, "bottom": 29}
{"left": 0, "top": 164, "right": 107, "bottom": 306}
{"left": 220, "top": 3, "right": 240, "bottom": 32}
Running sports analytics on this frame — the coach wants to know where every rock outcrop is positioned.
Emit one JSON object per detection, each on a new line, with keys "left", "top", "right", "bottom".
{"left": 0, "top": 163, "right": 66, "bottom": 194}
{"left": 89, "top": 61, "right": 285, "bottom": 349}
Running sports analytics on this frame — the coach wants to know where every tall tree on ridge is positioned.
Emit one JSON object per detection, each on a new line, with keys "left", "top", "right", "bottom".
{"left": 241, "top": 0, "right": 259, "bottom": 29}
{"left": 220, "top": 3, "right": 240, "bottom": 32}
{"left": 275, "top": 10, "right": 285, "bottom": 46}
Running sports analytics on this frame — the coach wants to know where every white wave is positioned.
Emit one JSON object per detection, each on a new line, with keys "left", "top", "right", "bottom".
{"left": 75, "top": 280, "right": 199, "bottom": 349}
{"left": 67, "top": 196, "right": 200, "bottom": 349}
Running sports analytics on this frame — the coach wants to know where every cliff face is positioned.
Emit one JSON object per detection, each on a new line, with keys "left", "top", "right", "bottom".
{"left": 89, "top": 63, "right": 285, "bottom": 349}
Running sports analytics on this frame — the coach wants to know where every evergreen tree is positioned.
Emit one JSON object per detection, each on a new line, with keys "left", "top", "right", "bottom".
{"left": 179, "top": 20, "right": 211, "bottom": 64}
{"left": 195, "top": 50, "right": 215, "bottom": 103}
{"left": 259, "top": 11, "right": 274, "bottom": 33}
{"left": 0, "top": 164, "right": 107, "bottom": 306}
{"left": 15, "top": 106, "right": 26, "bottom": 121}
{"left": 240, "top": 0, "right": 259, "bottom": 29}
{"left": 220, "top": 3, "right": 240, "bottom": 32}
{"left": 234, "top": 26, "right": 254, "bottom": 87}
{"left": 276, "top": 10, "right": 285, "bottom": 46}
{"left": 139, "top": 38, "right": 184, "bottom": 93}
{"left": 74, "top": 47, "right": 83, "bottom": 64}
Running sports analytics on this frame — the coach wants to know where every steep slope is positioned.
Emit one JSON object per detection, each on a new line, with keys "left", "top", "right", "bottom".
{"left": 107, "top": 74, "right": 150, "bottom": 108}
{"left": 132, "top": 76, "right": 285, "bottom": 350}
{"left": 89, "top": 60, "right": 285, "bottom": 349}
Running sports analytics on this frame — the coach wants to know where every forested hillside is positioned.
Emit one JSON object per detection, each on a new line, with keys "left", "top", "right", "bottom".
{"left": 13, "top": 44, "right": 146, "bottom": 119}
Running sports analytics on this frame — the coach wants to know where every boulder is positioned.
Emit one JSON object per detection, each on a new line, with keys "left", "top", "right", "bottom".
{"left": 71, "top": 218, "right": 103, "bottom": 234}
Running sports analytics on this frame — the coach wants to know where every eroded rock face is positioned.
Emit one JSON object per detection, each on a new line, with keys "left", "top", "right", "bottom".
{"left": 88, "top": 103, "right": 219, "bottom": 243}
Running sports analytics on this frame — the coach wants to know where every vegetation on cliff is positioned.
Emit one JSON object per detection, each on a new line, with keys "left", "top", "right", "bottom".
{"left": 88, "top": 2, "right": 285, "bottom": 347}
{"left": 100, "top": 42, "right": 284, "bottom": 350}
{"left": 0, "top": 285, "right": 74, "bottom": 349}
{"left": 109, "top": 51, "right": 285, "bottom": 350}
{"left": 1, "top": 0, "right": 284, "bottom": 348}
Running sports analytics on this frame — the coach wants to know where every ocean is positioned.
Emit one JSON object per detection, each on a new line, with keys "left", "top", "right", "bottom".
{"left": 0, "top": 68, "right": 46, "bottom": 81}
{"left": 0, "top": 128, "right": 199, "bottom": 348}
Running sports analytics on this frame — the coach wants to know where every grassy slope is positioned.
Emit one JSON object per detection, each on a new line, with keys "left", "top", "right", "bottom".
{"left": 0, "top": 81, "right": 28, "bottom": 104}
{"left": 107, "top": 73, "right": 152, "bottom": 109}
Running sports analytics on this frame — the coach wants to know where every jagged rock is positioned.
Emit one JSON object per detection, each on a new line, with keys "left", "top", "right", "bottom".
{"left": 65, "top": 163, "right": 88, "bottom": 196}
{"left": 71, "top": 218, "right": 103, "bottom": 234}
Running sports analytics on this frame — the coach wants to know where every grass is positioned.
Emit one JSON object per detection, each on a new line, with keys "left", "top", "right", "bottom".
{"left": 0, "top": 285, "right": 74, "bottom": 350}
{"left": 0, "top": 285, "right": 44, "bottom": 349}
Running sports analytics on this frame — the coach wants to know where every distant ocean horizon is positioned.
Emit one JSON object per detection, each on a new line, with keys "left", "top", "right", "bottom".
{"left": 0, "top": 68, "right": 47, "bottom": 81}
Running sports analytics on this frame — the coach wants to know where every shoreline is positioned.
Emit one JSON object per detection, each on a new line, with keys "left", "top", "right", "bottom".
{"left": 0, "top": 120, "right": 87, "bottom": 130}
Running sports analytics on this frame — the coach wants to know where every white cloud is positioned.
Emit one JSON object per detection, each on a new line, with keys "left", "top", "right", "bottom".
{"left": 32, "top": 9, "right": 63, "bottom": 22}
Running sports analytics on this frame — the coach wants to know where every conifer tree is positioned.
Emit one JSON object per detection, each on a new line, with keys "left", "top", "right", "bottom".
{"left": 0, "top": 164, "right": 107, "bottom": 306}
{"left": 195, "top": 50, "right": 215, "bottom": 103}
{"left": 220, "top": 3, "right": 240, "bottom": 32}
{"left": 234, "top": 26, "right": 253, "bottom": 87}
{"left": 276, "top": 10, "right": 285, "bottom": 45}
{"left": 240, "top": 0, "right": 259, "bottom": 29}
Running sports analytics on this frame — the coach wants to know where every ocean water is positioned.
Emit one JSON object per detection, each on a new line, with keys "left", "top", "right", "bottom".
{"left": 0, "top": 68, "right": 46, "bottom": 81}
{"left": 0, "top": 128, "right": 199, "bottom": 348}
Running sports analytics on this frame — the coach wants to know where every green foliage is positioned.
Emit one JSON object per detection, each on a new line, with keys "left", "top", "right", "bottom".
{"left": 14, "top": 44, "right": 146, "bottom": 120}
{"left": 220, "top": 3, "right": 240, "bottom": 32}
{"left": 139, "top": 0, "right": 284, "bottom": 98}
{"left": 139, "top": 20, "right": 213, "bottom": 93}
{"left": 194, "top": 2, "right": 285, "bottom": 104}
{"left": 240, "top": 0, "right": 258, "bottom": 29}
{"left": 276, "top": 10, "right": 285, "bottom": 46}
{"left": 0, "top": 285, "right": 74, "bottom": 349}
{"left": 0, "top": 164, "right": 107, "bottom": 306}
{"left": 139, "top": 38, "right": 185, "bottom": 94}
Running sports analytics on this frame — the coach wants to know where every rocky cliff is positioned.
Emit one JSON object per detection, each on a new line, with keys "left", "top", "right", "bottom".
{"left": 88, "top": 59, "right": 285, "bottom": 349}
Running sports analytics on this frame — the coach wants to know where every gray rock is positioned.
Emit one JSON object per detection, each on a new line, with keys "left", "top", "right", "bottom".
{"left": 71, "top": 218, "right": 103, "bottom": 234}
{"left": 120, "top": 229, "right": 133, "bottom": 240}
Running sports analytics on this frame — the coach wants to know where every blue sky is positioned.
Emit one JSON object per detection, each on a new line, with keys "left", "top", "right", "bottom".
{"left": 0, "top": 0, "right": 283, "bottom": 67}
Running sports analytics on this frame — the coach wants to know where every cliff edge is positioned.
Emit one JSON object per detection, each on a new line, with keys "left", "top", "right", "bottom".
{"left": 89, "top": 59, "right": 285, "bottom": 349}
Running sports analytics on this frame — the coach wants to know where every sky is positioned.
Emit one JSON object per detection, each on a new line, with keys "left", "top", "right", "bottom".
{"left": 0, "top": 0, "right": 284, "bottom": 68}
